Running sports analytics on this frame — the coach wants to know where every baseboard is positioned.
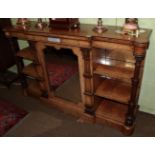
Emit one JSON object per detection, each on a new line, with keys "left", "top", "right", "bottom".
{"left": 139, "top": 105, "right": 155, "bottom": 116}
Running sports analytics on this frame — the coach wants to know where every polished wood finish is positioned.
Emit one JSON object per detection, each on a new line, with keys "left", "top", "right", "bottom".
{"left": 22, "top": 63, "right": 44, "bottom": 80}
{"left": 94, "top": 63, "right": 134, "bottom": 82}
{"left": 96, "top": 99, "right": 128, "bottom": 123}
{"left": 125, "top": 56, "right": 144, "bottom": 126}
{"left": 95, "top": 79, "right": 131, "bottom": 104}
{"left": 3, "top": 21, "right": 152, "bottom": 135}
{"left": 16, "top": 47, "right": 37, "bottom": 61}
{"left": 81, "top": 48, "right": 95, "bottom": 115}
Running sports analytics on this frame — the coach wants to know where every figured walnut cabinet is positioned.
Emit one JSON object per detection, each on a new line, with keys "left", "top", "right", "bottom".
{"left": 3, "top": 22, "right": 152, "bottom": 135}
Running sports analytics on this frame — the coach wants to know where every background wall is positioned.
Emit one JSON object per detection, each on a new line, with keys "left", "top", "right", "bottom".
{"left": 10, "top": 18, "right": 155, "bottom": 115}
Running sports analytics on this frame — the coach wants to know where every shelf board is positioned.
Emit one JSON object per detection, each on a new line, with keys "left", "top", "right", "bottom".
{"left": 94, "top": 63, "right": 134, "bottom": 81}
{"left": 22, "top": 63, "right": 43, "bottom": 80}
{"left": 93, "top": 48, "right": 135, "bottom": 63}
{"left": 96, "top": 99, "right": 128, "bottom": 123}
{"left": 16, "top": 47, "right": 36, "bottom": 61}
{"left": 95, "top": 79, "right": 131, "bottom": 104}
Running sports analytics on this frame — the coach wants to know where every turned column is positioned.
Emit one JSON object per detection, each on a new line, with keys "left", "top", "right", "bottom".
{"left": 81, "top": 48, "right": 94, "bottom": 115}
{"left": 125, "top": 44, "right": 147, "bottom": 126}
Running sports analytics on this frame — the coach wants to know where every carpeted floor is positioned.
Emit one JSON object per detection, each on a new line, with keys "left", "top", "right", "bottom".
{"left": 1, "top": 80, "right": 155, "bottom": 137}
{"left": 6, "top": 111, "right": 62, "bottom": 136}
{"left": 0, "top": 99, "right": 27, "bottom": 136}
{"left": 55, "top": 73, "right": 81, "bottom": 103}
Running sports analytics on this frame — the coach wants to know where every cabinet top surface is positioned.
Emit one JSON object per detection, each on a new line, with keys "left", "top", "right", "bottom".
{"left": 4, "top": 21, "right": 152, "bottom": 44}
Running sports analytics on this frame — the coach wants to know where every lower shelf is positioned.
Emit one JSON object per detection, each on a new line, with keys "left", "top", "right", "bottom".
{"left": 96, "top": 99, "right": 128, "bottom": 124}
{"left": 22, "top": 63, "right": 43, "bottom": 80}
{"left": 95, "top": 78, "right": 131, "bottom": 104}
{"left": 94, "top": 63, "right": 134, "bottom": 82}
{"left": 16, "top": 47, "right": 36, "bottom": 61}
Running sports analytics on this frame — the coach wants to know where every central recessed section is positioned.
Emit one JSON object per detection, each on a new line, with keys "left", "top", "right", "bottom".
{"left": 44, "top": 46, "right": 81, "bottom": 103}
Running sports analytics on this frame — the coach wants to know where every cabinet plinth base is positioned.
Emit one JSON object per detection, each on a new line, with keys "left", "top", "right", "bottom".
{"left": 85, "top": 107, "right": 95, "bottom": 116}
{"left": 122, "top": 125, "right": 135, "bottom": 136}
{"left": 79, "top": 112, "right": 95, "bottom": 124}
{"left": 26, "top": 91, "right": 134, "bottom": 135}
{"left": 96, "top": 116, "right": 135, "bottom": 136}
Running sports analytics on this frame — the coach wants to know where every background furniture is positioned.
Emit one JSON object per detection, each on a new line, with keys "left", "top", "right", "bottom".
{"left": 0, "top": 19, "right": 19, "bottom": 87}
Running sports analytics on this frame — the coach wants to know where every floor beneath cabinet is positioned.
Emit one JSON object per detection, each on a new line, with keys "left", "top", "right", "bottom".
{"left": 1, "top": 82, "right": 155, "bottom": 137}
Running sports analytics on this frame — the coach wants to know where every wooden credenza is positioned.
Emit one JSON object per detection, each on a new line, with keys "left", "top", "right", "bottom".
{"left": 3, "top": 21, "right": 152, "bottom": 135}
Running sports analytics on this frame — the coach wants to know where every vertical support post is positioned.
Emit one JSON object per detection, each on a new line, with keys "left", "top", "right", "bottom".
{"left": 125, "top": 55, "right": 144, "bottom": 126}
{"left": 35, "top": 42, "right": 52, "bottom": 98}
{"left": 81, "top": 48, "right": 94, "bottom": 115}
{"left": 72, "top": 47, "right": 85, "bottom": 104}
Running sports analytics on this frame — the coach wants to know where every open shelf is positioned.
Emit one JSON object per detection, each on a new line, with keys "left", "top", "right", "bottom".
{"left": 22, "top": 63, "right": 43, "bottom": 80}
{"left": 95, "top": 78, "right": 131, "bottom": 104}
{"left": 16, "top": 47, "right": 37, "bottom": 61}
{"left": 93, "top": 48, "right": 135, "bottom": 64}
{"left": 94, "top": 63, "right": 134, "bottom": 82}
{"left": 96, "top": 99, "right": 128, "bottom": 123}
